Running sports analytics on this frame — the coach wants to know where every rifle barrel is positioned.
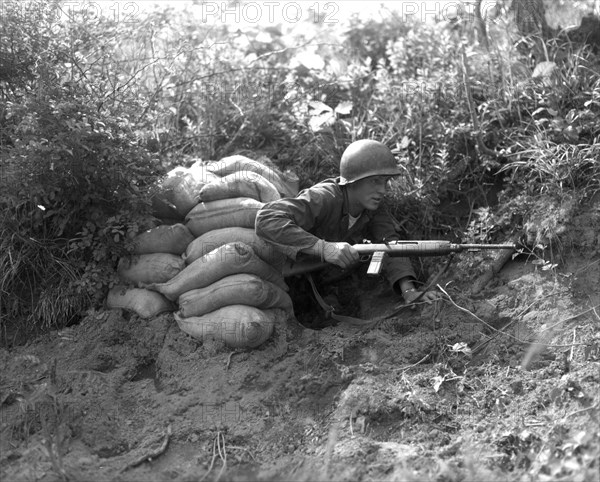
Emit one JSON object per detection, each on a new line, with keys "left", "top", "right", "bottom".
{"left": 354, "top": 241, "right": 516, "bottom": 256}
{"left": 459, "top": 244, "right": 517, "bottom": 250}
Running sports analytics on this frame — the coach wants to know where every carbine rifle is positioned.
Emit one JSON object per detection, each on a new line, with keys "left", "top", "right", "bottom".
{"left": 282, "top": 240, "right": 517, "bottom": 277}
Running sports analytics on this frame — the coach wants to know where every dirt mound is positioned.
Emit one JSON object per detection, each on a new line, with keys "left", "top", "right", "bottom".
{"left": 1, "top": 206, "right": 599, "bottom": 481}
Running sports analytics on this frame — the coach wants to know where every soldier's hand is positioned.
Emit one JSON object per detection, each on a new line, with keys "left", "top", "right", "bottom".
{"left": 322, "top": 241, "right": 360, "bottom": 269}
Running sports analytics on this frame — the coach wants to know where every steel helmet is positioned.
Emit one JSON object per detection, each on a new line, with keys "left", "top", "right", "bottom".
{"left": 339, "top": 140, "right": 401, "bottom": 185}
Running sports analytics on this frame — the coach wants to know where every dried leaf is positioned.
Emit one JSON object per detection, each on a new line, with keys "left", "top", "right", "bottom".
{"left": 449, "top": 342, "right": 472, "bottom": 356}
{"left": 432, "top": 376, "right": 445, "bottom": 392}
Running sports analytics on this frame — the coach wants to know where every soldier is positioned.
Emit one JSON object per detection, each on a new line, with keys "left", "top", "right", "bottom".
{"left": 255, "top": 139, "right": 439, "bottom": 325}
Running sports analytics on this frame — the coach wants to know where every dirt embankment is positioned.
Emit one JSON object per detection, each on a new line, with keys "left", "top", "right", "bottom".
{"left": 1, "top": 204, "right": 599, "bottom": 482}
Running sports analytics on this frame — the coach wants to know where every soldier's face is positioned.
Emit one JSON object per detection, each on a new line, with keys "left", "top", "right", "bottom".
{"left": 348, "top": 176, "right": 391, "bottom": 212}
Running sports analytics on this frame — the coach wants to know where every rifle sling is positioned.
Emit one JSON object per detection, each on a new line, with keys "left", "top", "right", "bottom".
{"left": 305, "top": 253, "right": 456, "bottom": 329}
{"left": 306, "top": 273, "right": 410, "bottom": 327}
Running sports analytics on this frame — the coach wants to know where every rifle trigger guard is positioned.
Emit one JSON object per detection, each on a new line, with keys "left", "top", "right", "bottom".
{"left": 359, "top": 254, "right": 371, "bottom": 263}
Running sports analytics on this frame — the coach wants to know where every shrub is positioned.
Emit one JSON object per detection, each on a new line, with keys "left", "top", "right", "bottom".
{"left": 0, "top": 1, "right": 158, "bottom": 342}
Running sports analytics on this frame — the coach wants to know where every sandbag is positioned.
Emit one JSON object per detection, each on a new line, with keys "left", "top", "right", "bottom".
{"left": 199, "top": 170, "right": 280, "bottom": 203}
{"left": 154, "top": 166, "right": 220, "bottom": 218}
{"left": 182, "top": 227, "right": 287, "bottom": 267}
{"left": 206, "top": 155, "right": 298, "bottom": 198}
{"left": 107, "top": 286, "right": 174, "bottom": 318}
{"left": 150, "top": 193, "right": 183, "bottom": 222}
{"left": 185, "top": 197, "right": 264, "bottom": 237}
{"left": 188, "top": 160, "right": 216, "bottom": 183}
{"left": 117, "top": 253, "right": 185, "bottom": 286}
{"left": 153, "top": 216, "right": 184, "bottom": 226}
{"left": 147, "top": 242, "right": 287, "bottom": 301}
{"left": 174, "top": 306, "right": 283, "bottom": 348}
{"left": 151, "top": 167, "right": 191, "bottom": 219}
{"left": 178, "top": 274, "right": 293, "bottom": 318}
{"left": 132, "top": 223, "right": 195, "bottom": 255}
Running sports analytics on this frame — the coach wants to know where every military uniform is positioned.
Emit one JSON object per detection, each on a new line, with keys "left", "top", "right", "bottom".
{"left": 255, "top": 177, "right": 417, "bottom": 293}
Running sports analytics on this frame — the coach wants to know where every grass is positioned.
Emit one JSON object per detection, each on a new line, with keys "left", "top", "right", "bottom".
{"left": 0, "top": 222, "right": 90, "bottom": 344}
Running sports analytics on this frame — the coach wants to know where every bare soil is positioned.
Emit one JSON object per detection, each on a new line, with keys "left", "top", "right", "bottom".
{"left": 1, "top": 205, "right": 599, "bottom": 482}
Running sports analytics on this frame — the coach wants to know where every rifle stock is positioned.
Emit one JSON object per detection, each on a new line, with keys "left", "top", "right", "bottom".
{"left": 282, "top": 240, "right": 516, "bottom": 277}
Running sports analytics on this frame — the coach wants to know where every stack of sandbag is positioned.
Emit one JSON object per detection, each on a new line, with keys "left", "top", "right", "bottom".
{"left": 185, "top": 197, "right": 265, "bottom": 236}
{"left": 204, "top": 154, "right": 299, "bottom": 199}
{"left": 150, "top": 160, "right": 221, "bottom": 223}
{"left": 106, "top": 154, "right": 299, "bottom": 349}
{"left": 169, "top": 154, "right": 297, "bottom": 349}
{"left": 151, "top": 242, "right": 293, "bottom": 348}
{"left": 106, "top": 224, "right": 194, "bottom": 319}
{"left": 182, "top": 226, "right": 287, "bottom": 267}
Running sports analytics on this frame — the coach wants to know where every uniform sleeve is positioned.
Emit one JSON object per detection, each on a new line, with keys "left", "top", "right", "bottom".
{"left": 368, "top": 207, "right": 417, "bottom": 291}
{"left": 255, "top": 186, "right": 333, "bottom": 260}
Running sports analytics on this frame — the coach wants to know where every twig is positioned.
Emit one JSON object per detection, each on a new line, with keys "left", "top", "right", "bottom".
{"left": 590, "top": 298, "right": 600, "bottom": 321}
{"left": 439, "top": 285, "right": 592, "bottom": 348}
{"left": 201, "top": 431, "right": 227, "bottom": 482}
{"left": 226, "top": 350, "right": 246, "bottom": 371}
{"left": 515, "top": 290, "right": 569, "bottom": 318}
{"left": 249, "top": 39, "right": 317, "bottom": 64}
{"left": 226, "top": 352, "right": 235, "bottom": 370}
{"left": 219, "top": 118, "right": 250, "bottom": 157}
{"left": 538, "top": 304, "right": 600, "bottom": 333}
{"left": 472, "top": 289, "right": 571, "bottom": 353}
{"left": 564, "top": 403, "right": 599, "bottom": 421}
{"left": 421, "top": 255, "right": 455, "bottom": 296}
{"left": 360, "top": 256, "right": 454, "bottom": 333}
{"left": 120, "top": 425, "right": 172, "bottom": 473}
{"left": 392, "top": 354, "right": 430, "bottom": 373}
{"left": 569, "top": 329, "right": 576, "bottom": 362}
{"left": 216, "top": 432, "right": 227, "bottom": 481}
{"left": 105, "top": 57, "right": 160, "bottom": 101}
{"left": 200, "top": 434, "right": 219, "bottom": 482}
{"left": 575, "top": 259, "right": 600, "bottom": 275}
{"left": 226, "top": 445, "right": 256, "bottom": 462}
{"left": 438, "top": 285, "right": 503, "bottom": 332}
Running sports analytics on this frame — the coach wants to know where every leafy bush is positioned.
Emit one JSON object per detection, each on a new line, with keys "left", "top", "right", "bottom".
{"left": 0, "top": 1, "right": 158, "bottom": 341}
